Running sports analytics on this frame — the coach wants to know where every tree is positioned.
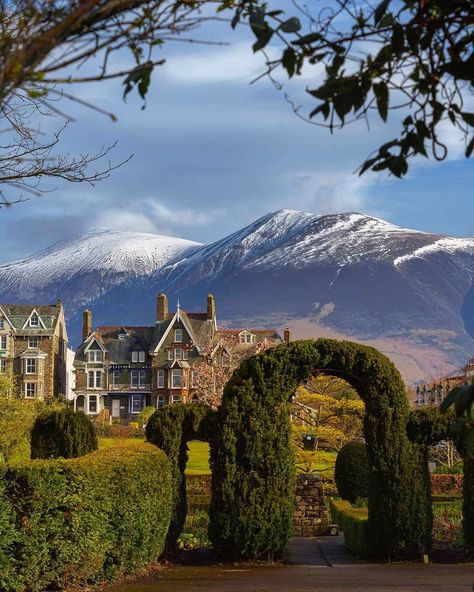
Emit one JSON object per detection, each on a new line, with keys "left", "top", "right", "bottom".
{"left": 234, "top": 1, "right": 474, "bottom": 177}
{"left": 292, "top": 375, "right": 365, "bottom": 473}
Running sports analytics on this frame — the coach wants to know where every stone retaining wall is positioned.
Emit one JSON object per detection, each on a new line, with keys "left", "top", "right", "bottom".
{"left": 293, "top": 473, "right": 333, "bottom": 536}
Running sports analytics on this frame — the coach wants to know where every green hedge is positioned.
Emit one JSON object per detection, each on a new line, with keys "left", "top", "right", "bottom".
{"left": 334, "top": 441, "right": 370, "bottom": 503}
{"left": 31, "top": 409, "right": 98, "bottom": 459}
{"left": 0, "top": 442, "right": 172, "bottom": 591}
{"left": 329, "top": 499, "right": 369, "bottom": 558}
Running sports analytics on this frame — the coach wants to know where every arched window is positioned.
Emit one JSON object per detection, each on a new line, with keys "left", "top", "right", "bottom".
{"left": 157, "top": 394, "right": 165, "bottom": 408}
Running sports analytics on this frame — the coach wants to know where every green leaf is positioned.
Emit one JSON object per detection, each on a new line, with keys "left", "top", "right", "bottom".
{"left": 374, "top": 0, "right": 391, "bottom": 26}
{"left": 282, "top": 47, "right": 297, "bottom": 78}
{"left": 373, "top": 82, "right": 389, "bottom": 121}
{"left": 252, "top": 27, "right": 273, "bottom": 52}
{"left": 309, "top": 102, "right": 330, "bottom": 120}
{"left": 280, "top": 17, "right": 301, "bottom": 33}
{"left": 391, "top": 24, "right": 404, "bottom": 53}
{"left": 440, "top": 386, "right": 461, "bottom": 412}
{"left": 292, "top": 32, "right": 323, "bottom": 46}
{"left": 464, "top": 427, "right": 474, "bottom": 457}
{"left": 461, "top": 111, "right": 474, "bottom": 126}
{"left": 455, "top": 384, "right": 474, "bottom": 417}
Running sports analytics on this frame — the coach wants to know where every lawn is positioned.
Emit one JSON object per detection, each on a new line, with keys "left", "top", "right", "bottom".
{"left": 186, "top": 441, "right": 211, "bottom": 475}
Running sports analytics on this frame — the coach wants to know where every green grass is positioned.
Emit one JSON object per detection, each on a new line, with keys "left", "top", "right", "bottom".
{"left": 97, "top": 436, "right": 145, "bottom": 449}
{"left": 186, "top": 441, "right": 211, "bottom": 475}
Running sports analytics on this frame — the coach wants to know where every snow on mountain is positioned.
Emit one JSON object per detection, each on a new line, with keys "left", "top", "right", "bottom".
{"left": 394, "top": 237, "right": 474, "bottom": 268}
{"left": 0, "top": 228, "right": 201, "bottom": 301}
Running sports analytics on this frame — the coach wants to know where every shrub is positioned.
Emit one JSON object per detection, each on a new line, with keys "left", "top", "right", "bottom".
{"left": 95, "top": 424, "right": 144, "bottom": 438}
{"left": 334, "top": 441, "right": 370, "bottom": 504}
{"left": 464, "top": 456, "right": 474, "bottom": 549}
{"left": 146, "top": 404, "right": 216, "bottom": 547}
{"left": 329, "top": 499, "right": 369, "bottom": 558}
{"left": 431, "top": 474, "right": 463, "bottom": 495}
{"left": 137, "top": 406, "right": 156, "bottom": 428}
{"left": 31, "top": 409, "right": 97, "bottom": 459}
{"left": 0, "top": 442, "right": 172, "bottom": 591}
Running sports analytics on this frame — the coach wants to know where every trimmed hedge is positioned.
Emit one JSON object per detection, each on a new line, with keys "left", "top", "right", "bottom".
{"left": 0, "top": 442, "right": 172, "bottom": 591}
{"left": 431, "top": 473, "right": 463, "bottom": 495}
{"left": 211, "top": 339, "right": 431, "bottom": 560}
{"left": 146, "top": 403, "right": 216, "bottom": 547}
{"left": 334, "top": 441, "right": 370, "bottom": 503}
{"left": 329, "top": 499, "right": 369, "bottom": 558}
{"left": 31, "top": 408, "right": 97, "bottom": 459}
{"left": 464, "top": 456, "right": 474, "bottom": 549}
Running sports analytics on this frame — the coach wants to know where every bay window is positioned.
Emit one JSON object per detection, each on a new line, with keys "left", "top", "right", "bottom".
{"left": 157, "top": 369, "right": 165, "bottom": 388}
{"left": 171, "top": 369, "right": 182, "bottom": 389}
{"left": 88, "top": 370, "right": 102, "bottom": 389}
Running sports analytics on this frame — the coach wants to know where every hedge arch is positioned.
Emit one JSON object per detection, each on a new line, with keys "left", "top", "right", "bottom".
{"left": 210, "top": 339, "right": 431, "bottom": 560}
{"left": 146, "top": 403, "right": 216, "bottom": 547}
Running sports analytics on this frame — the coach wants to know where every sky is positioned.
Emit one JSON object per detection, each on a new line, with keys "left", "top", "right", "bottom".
{"left": 1, "top": 8, "right": 473, "bottom": 264}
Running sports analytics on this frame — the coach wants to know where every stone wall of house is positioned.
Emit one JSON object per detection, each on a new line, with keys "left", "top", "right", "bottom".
{"left": 293, "top": 474, "right": 332, "bottom": 536}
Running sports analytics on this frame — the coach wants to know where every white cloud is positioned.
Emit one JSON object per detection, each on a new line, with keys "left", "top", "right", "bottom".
{"left": 146, "top": 199, "right": 218, "bottom": 226}
{"left": 94, "top": 210, "right": 158, "bottom": 233}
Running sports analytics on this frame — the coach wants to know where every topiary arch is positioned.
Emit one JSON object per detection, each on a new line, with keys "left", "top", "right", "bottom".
{"left": 210, "top": 339, "right": 430, "bottom": 560}
{"left": 147, "top": 339, "right": 431, "bottom": 560}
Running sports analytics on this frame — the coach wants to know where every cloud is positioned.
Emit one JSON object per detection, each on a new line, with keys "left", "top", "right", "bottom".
{"left": 93, "top": 210, "right": 159, "bottom": 234}
{"left": 146, "top": 199, "right": 218, "bottom": 226}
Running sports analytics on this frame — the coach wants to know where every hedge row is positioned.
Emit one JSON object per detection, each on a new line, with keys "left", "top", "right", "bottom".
{"left": 431, "top": 474, "right": 463, "bottom": 495}
{"left": 329, "top": 499, "right": 369, "bottom": 558}
{"left": 0, "top": 442, "right": 172, "bottom": 592}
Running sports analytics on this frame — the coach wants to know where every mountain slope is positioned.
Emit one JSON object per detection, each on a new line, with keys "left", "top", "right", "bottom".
{"left": 2, "top": 210, "right": 474, "bottom": 381}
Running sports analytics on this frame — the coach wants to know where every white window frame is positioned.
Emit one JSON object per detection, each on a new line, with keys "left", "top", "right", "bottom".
{"left": 174, "top": 347, "right": 183, "bottom": 361}
{"left": 0, "top": 359, "right": 6, "bottom": 373}
{"left": 183, "top": 350, "right": 189, "bottom": 360}
{"left": 112, "top": 370, "right": 121, "bottom": 388}
{"left": 157, "top": 369, "right": 165, "bottom": 388}
{"left": 25, "top": 358, "right": 37, "bottom": 374}
{"left": 88, "top": 350, "right": 102, "bottom": 363}
{"left": 28, "top": 336, "right": 38, "bottom": 348}
{"left": 0, "top": 319, "right": 4, "bottom": 329}
{"left": 24, "top": 382, "right": 36, "bottom": 398}
{"left": 0, "top": 335, "right": 7, "bottom": 350}
{"left": 131, "top": 394, "right": 144, "bottom": 414}
{"left": 157, "top": 394, "right": 165, "bottom": 408}
{"left": 191, "top": 369, "right": 198, "bottom": 387}
{"left": 168, "top": 349, "right": 173, "bottom": 360}
{"left": 171, "top": 368, "right": 182, "bottom": 389}
{"left": 174, "top": 328, "right": 183, "bottom": 343}
{"left": 131, "top": 369, "right": 146, "bottom": 389}
{"left": 131, "top": 351, "right": 139, "bottom": 363}
{"left": 171, "top": 394, "right": 182, "bottom": 404}
{"left": 88, "top": 370, "right": 102, "bottom": 389}
{"left": 139, "top": 351, "right": 146, "bottom": 363}
{"left": 88, "top": 394, "right": 98, "bottom": 414}
{"left": 29, "top": 314, "right": 40, "bottom": 328}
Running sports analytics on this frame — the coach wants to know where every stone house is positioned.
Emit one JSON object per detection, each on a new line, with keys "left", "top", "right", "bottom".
{"left": 73, "top": 293, "right": 283, "bottom": 422}
{"left": 0, "top": 301, "right": 68, "bottom": 399}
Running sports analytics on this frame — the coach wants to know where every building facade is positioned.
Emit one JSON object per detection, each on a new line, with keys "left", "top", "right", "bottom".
{"left": 73, "top": 293, "right": 283, "bottom": 421}
{"left": 0, "top": 301, "right": 68, "bottom": 399}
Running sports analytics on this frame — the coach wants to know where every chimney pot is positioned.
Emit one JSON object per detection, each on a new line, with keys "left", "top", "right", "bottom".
{"left": 207, "top": 294, "right": 216, "bottom": 321}
{"left": 83, "top": 309, "right": 92, "bottom": 342}
{"left": 157, "top": 293, "right": 168, "bottom": 322}
{"left": 284, "top": 328, "right": 291, "bottom": 343}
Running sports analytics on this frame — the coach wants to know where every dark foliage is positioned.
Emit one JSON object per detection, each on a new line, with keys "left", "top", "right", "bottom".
{"left": 0, "top": 442, "right": 172, "bottom": 591}
{"left": 210, "top": 339, "right": 431, "bottom": 560}
{"left": 335, "top": 441, "right": 370, "bottom": 504}
{"left": 464, "top": 456, "right": 474, "bottom": 549}
{"left": 407, "top": 407, "right": 454, "bottom": 445}
{"left": 31, "top": 409, "right": 98, "bottom": 459}
{"left": 146, "top": 403, "right": 216, "bottom": 547}
{"left": 329, "top": 499, "right": 369, "bottom": 558}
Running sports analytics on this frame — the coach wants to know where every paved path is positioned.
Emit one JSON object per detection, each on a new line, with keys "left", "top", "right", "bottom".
{"left": 285, "top": 535, "right": 361, "bottom": 566}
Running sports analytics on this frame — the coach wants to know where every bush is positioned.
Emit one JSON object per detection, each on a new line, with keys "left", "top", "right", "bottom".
{"left": 464, "top": 456, "right": 474, "bottom": 549}
{"left": 31, "top": 409, "right": 97, "bottom": 459}
{"left": 329, "top": 499, "right": 369, "bottom": 558}
{"left": 95, "top": 424, "right": 144, "bottom": 438}
{"left": 431, "top": 474, "right": 463, "bottom": 495}
{"left": 334, "top": 441, "right": 370, "bottom": 504}
{"left": 146, "top": 404, "right": 216, "bottom": 547}
{"left": 137, "top": 406, "right": 156, "bottom": 428}
{"left": 0, "top": 442, "right": 172, "bottom": 591}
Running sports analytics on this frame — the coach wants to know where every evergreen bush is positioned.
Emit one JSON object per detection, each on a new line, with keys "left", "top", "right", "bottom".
{"left": 334, "top": 441, "right": 370, "bottom": 503}
{"left": 146, "top": 403, "right": 216, "bottom": 547}
{"left": 210, "top": 339, "right": 431, "bottom": 560}
{"left": 0, "top": 442, "right": 172, "bottom": 591}
{"left": 464, "top": 456, "right": 474, "bottom": 549}
{"left": 329, "top": 499, "right": 369, "bottom": 557}
{"left": 31, "top": 409, "right": 97, "bottom": 459}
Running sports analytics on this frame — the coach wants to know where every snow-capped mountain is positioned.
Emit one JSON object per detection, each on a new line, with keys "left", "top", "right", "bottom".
{"left": 2, "top": 209, "right": 474, "bottom": 381}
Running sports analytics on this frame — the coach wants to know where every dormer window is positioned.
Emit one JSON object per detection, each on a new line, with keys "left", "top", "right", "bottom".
{"left": 132, "top": 351, "right": 138, "bottom": 363}
{"left": 29, "top": 313, "right": 39, "bottom": 328}
{"left": 174, "top": 329, "right": 183, "bottom": 343}
{"left": 239, "top": 331, "right": 255, "bottom": 344}
{"left": 88, "top": 350, "right": 102, "bottom": 363}
{"left": 118, "top": 333, "right": 126, "bottom": 340}
{"left": 139, "top": 351, "right": 145, "bottom": 363}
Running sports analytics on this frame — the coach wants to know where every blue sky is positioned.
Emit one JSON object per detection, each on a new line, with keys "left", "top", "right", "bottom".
{"left": 1, "top": 12, "right": 473, "bottom": 264}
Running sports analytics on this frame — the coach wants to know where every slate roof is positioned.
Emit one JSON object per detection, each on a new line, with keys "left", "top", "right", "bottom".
{"left": 0, "top": 303, "right": 62, "bottom": 334}
{"left": 75, "top": 326, "right": 155, "bottom": 365}
{"left": 217, "top": 328, "right": 282, "bottom": 343}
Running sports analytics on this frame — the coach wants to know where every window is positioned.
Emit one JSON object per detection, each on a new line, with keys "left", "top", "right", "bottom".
{"left": 239, "top": 331, "right": 254, "bottom": 344}
{"left": 0, "top": 335, "right": 7, "bottom": 350}
{"left": 29, "top": 313, "right": 39, "bottom": 327}
{"left": 0, "top": 319, "right": 4, "bottom": 329}
{"left": 245, "top": 332, "right": 254, "bottom": 344}
{"left": 168, "top": 349, "right": 173, "bottom": 360}
{"left": 25, "top": 358, "right": 37, "bottom": 374}
{"left": 131, "top": 394, "right": 144, "bottom": 414}
{"left": 139, "top": 351, "right": 146, "bottom": 363}
{"left": 0, "top": 359, "right": 6, "bottom": 373}
{"left": 171, "top": 394, "right": 182, "bottom": 404}
{"left": 88, "top": 395, "right": 98, "bottom": 414}
{"left": 157, "top": 395, "right": 165, "bottom": 408}
{"left": 131, "top": 369, "right": 146, "bottom": 389}
{"left": 88, "top": 370, "right": 102, "bottom": 389}
{"left": 118, "top": 333, "right": 126, "bottom": 340}
{"left": 174, "top": 347, "right": 183, "bottom": 361}
{"left": 183, "top": 350, "right": 188, "bottom": 360}
{"left": 174, "top": 328, "right": 183, "bottom": 342}
{"left": 28, "top": 336, "right": 38, "bottom": 348}
{"left": 24, "top": 382, "right": 36, "bottom": 398}
{"left": 192, "top": 394, "right": 200, "bottom": 403}
{"left": 112, "top": 370, "right": 120, "bottom": 388}
{"left": 157, "top": 369, "right": 165, "bottom": 388}
{"left": 88, "top": 349, "right": 102, "bottom": 363}
{"left": 131, "top": 351, "right": 138, "bottom": 363}
{"left": 171, "top": 369, "right": 182, "bottom": 389}
{"left": 191, "top": 369, "right": 198, "bottom": 387}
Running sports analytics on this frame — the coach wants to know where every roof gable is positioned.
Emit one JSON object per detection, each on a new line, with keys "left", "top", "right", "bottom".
{"left": 152, "top": 309, "right": 199, "bottom": 354}
{"left": 21, "top": 308, "right": 47, "bottom": 330}
{"left": 0, "top": 306, "right": 14, "bottom": 330}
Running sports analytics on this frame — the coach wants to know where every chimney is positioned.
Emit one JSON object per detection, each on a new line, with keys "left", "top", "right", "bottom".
{"left": 284, "top": 328, "right": 291, "bottom": 343}
{"left": 83, "top": 309, "right": 92, "bottom": 342}
{"left": 157, "top": 293, "right": 168, "bottom": 322}
{"left": 207, "top": 294, "right": 216, "bottom": 321}
{"left": 56, "top": 298, "right": 62, "bottom": 309}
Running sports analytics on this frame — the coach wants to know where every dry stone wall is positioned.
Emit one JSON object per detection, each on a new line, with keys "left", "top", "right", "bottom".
{"left": 293, "top": 474, "right": 333, "bottom": 536}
